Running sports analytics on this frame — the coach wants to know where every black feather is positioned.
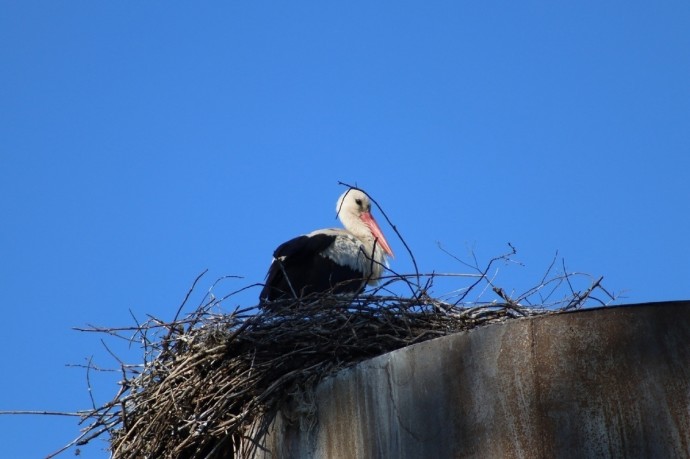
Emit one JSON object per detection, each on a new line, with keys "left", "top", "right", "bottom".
{"left": 260, "top": 233, "right": 366, "bottom": 303}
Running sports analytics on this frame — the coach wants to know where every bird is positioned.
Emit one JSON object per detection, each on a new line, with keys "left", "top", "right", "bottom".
{"left": 259, "top": 188, "right": 394, "bottom": 303}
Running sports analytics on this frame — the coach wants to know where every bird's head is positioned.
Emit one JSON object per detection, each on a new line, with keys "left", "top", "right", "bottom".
{"left": 336, "top": 189, "right": 394, "bottom": 257}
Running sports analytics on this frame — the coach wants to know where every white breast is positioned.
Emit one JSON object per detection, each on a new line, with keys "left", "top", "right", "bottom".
{"left": 310, "top": 229, "right": 387, "bottom": 283}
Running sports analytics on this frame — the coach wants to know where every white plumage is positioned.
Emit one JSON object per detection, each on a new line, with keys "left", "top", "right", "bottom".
{"left": 260, "top": 189, "right": 394, "bottom": 302}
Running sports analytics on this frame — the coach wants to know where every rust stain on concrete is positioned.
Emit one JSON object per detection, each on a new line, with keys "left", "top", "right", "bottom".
{"left": 255, "top": 301, "right": 690, "bottom": 458}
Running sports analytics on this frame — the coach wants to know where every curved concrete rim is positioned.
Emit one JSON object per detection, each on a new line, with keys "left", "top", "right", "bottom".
{"left": 256, "top": 301, "right": 690, "bottom": 458}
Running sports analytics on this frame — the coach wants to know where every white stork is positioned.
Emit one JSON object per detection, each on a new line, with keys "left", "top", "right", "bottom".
{"left": 259, "top": 188, "right": 394, "bottom": 302}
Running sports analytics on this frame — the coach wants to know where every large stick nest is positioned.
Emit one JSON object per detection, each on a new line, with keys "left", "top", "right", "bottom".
{"left": 108, "top": 295, "right": 545, "bottom": 458}
{"left": 63, "top": 247, "right": 614, "bottom": 459}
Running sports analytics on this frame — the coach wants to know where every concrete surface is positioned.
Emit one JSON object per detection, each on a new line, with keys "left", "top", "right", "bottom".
{"left": 255, "top": 301, "right": 690, "bottom": 458}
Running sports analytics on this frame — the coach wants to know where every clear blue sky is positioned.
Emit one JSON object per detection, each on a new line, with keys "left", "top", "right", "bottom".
{"left": 2, "top": 2, "right": 689, "bottom": 457}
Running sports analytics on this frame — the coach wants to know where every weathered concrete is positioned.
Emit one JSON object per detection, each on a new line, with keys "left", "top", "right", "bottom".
{"left": 257, "top": 301, "right": 690, "bottom": 458}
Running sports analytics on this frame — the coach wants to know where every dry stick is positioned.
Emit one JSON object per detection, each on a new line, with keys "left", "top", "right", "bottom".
{"left": 561, "top": 259, "right": 592, "bottom": 310}
{"left": 47, "top": 391, "right": 123, "bottom": 459}
{"left": 517, "top": 254, "right": 568, "bottom": 305}
{"left": 539, "top": 250, "right": 559, "bottom": 285}
{"left": 166, "top": 268, "right": 209, "bottom": 341}
{"left": 531, "top": 251, "right": 560, "bottom": 305}
{"left": 337, "top": 181, "right": 421, "bottom": 286}
{"left": 0, "top": 410, "right": 86, "bottom": 416}
{"left": 74, "top": 323, "right": 150, "bottom": 333}
{"left": 57, "top": 260, "right": 614, "bottom": 458}
{"left": 596, "top": 282, "right": 617, "bottom": 303}
{"left": 277, "top": 258, "right": 300, "bottom": 300}
{"left": 80, "top": 356, "right": 96, "bottom": 413}
{"left": 336, "top": 184, "right": 424, "bottom": 300}
{"left": 126, "top": 308, "right": 152, "bottom": 366}
{"left": 216, "top": 282, "right": 265, "bottom": 305}
{"left": 363, "top": 238, "right": 378, "bottom": 289}
{"left": 203, "top": 274, "right": 246, "bottom": 303}
{"left": 357, "top": 239, "right": 418, "bottom": 299}
{"left": 45, "top": 425, "right": 102, "bottom": 459}
{"left": 564, "top": 276, "right": 605, "bottom": 311}
{"left": 445, "top": 243, "right": 517, "bottom": 305}
{"left": 492, "top": 286, "right": 521, "bottom": 309}
{"left": 99, "top": 339, "right": 126, "bottom": 368}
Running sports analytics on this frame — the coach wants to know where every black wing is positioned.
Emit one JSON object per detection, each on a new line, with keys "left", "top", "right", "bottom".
{"left": 259, "top": 233, "right": 364, "bottom": 302}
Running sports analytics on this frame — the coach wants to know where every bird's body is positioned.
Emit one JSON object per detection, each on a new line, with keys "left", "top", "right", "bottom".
{"left": 259, "top": 189, "right": 393, "bottom": 302}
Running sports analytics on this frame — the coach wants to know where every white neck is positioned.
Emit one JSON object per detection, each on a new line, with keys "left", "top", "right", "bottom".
{"left": 340, "top": 213, "right": 387, "bottom": 277}
{"left": 340, "top": 212, "right": 369, "bottom": 240}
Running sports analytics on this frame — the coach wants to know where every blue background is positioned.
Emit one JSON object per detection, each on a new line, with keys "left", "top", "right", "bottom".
{"left": 1, "top": 2, "right": 688, "bottom": 457}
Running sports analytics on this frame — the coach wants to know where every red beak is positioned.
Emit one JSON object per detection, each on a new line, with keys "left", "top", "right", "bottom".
{"left": 360, "top": 212, "right": 394, "bottom": 257}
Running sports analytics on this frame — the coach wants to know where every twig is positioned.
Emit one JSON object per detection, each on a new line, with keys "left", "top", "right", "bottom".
{"left": 337, "top": 181, "right": 421, "bottom": 286}
{"left": 167, "top": 268, "right": 209, "bottom": 339}
{"left": 23, "top": 243, "right": 615, "bottom": 458}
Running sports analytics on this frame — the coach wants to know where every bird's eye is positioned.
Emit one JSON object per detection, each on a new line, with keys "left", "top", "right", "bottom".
{"left": 355, "top": 198, "right": 363, "bottom": 206}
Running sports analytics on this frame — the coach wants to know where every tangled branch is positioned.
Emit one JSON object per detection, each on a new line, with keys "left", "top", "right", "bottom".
{"left": 39, "top": 245, "right": 615, "bottom": 458}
